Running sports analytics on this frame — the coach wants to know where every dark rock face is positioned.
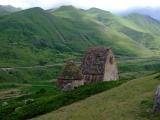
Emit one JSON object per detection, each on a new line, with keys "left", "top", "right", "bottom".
{"left": 56, "top": 61, "right": 83, "bottom": 89}
{"left": 80, "top": 47, "right": 118, "bottom": 84}
{"left": 62, "top": 83, "right": 74, "bottom": 93}
{"left": 153, "top": 85, "right": 160, "bottom": 112}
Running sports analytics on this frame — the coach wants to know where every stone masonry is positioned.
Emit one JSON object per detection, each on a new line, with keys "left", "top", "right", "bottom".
{"left": 80, "top": 46, "right": 119, "bottom": 84}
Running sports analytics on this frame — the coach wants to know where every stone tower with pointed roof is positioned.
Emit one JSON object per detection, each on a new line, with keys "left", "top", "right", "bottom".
{"left": 80, "top": 46, "right": 119, "bottom": 84}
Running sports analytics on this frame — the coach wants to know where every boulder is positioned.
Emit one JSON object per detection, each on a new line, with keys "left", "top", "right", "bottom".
{"left": 2, "top": 102, "right": 8, "bottom": 106}
{"left": 153, "top": 85, "right": 160, "bottom": 112}
{"left": 15, "top": 107, "right": 21, "bottom": 111}
{"left": 62, "top": 83, "right": 74, "bottom": 93}
{"left": 22, "top": 99, "right": 35, "bottom": 105}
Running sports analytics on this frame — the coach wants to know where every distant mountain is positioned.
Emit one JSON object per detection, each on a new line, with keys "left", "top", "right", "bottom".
{"left": 0, "top": 6, "right": 153, "bottom": 67}
{"left": 0, "top": 5, "right": 21, "bottom": 13}
{"left": 86, "top": 8, "right": 160, "bottom": 52}
{"left": 116, "top": 7, "right": 160, "bottom": 21}
{"left": 125, "top": 13, "right": 160, "bottom": 36}
{"left": 123, "top": 13, "right": 160, "bottom": 51}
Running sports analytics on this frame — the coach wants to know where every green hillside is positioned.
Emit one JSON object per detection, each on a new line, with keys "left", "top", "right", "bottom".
{"left": 50, "top": 5, "right": 86, "bottom": 19}
{"left": 86, "top": 8, "right": 145, "bottom": 33}
{"left": 125, "top": 13, "right": 160, "bottom": 36}
{"left": 125, "top": 13, "right": 160, "bottom": 52}
{"left": 32, "top": 73, "right": 160, "bottom": 120}
{"left": 86, "top": 8, "right": 160, "bottom": 54}
{"left": 0, "top": 6, "right": 153, "bottom": 67}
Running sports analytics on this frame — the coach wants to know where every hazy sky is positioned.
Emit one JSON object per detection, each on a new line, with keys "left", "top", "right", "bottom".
{"left": 0, "top": 0, "right": 160, "bottom": 12}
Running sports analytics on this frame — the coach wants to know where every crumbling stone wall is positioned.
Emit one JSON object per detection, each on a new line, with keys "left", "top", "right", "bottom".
{"left": 80, "top": 47, "right": 119, "bottom": 84}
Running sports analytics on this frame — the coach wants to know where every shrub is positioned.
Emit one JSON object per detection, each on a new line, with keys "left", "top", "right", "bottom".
{"left": 36, "top": 88, "right": 46, "bottom": 94}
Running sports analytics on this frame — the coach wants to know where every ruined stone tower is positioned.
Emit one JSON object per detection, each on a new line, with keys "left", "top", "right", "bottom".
{"left": 80, "top": 47, "right": 119, "bottom": 84}
{"left": 56, "top": 61, "right": 83, "bottom": 89}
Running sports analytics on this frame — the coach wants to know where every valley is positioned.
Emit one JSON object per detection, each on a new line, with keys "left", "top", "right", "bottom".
{"left": 0, "top": 5, "right": 160, "bottom": 120}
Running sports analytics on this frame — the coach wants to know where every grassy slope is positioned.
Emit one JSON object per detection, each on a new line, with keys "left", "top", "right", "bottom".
{"left": 0, "top": 80, "right": 126, "bottom": 120}
{"left": 124, "top": 13, "right": 160, "bottom": 53}
{"left": 32, "top": 73, "right": 160, "bottom": 120}
{"left": 0, "top": 6, "right": 153, "bottom": 67}
{"left": 86, "top": 8, "right": 160, "bottom": 54}
{"left": 86, "top": 8, "right": 145, "bottom": 32}
{"left": 51, "top": 6, "right": 153, "bottom": 57}
{"left": 0, "top": 7, "right": 86, "bottom": 67}
{"left": 125, "top": 13, "right": 160, "bottom": 36}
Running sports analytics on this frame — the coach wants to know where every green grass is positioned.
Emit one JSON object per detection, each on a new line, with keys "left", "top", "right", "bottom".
{"left": 0, "top": 84, "right": 19, "bottom": 91}
{"left": 0, "top": 66, "right": 62, "bottom": 82}
{"left": 0, "top": 80, "right": 126, "bottom": 120}
{"left": 1, "top": 57, "right": 160, "bottom": 83}
{"left": 31, "top": 73, "right": 160, "bottom": 120}
{"left": 117, "top": 57, "right": 160, "bottom": 72}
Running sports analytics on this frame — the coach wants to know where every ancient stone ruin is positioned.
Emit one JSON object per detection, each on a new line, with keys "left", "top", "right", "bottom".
{"left": 80, "top": 46, "right": 119, "bottom": 84}
{"left": 56, "top": 47, "right": 119, "bottom": 89}
{"left": 56, "top": 61, "right": 83, "bottom": 89}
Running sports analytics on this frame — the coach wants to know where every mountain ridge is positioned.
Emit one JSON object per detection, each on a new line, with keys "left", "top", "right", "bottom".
{"left": 0, "top": 5, "right": 21, "bottom": 13}
{"left": 85, "top": 7, "right": 160, "bottom": 53}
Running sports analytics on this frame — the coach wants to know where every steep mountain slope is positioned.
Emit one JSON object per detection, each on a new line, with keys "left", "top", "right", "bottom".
{"left": 86, "top": 8, "right": 160, "bottom": 53}
{"left": 0, "top": 7, "right": 76, "bottom": 67}
{"left": 124, "top": 13, "right": 160, "bottom": 52}
{"left": 51, "top": 6, "right": 153, "bottom": 55}
{"left": 86, "top": 8, "right": 145, "bottom": 34}
{"left": 0, "top": 6, "right": 153, "bottom": 67}
{"left": 125, "top": 13, "right": 160, "bottom": 36}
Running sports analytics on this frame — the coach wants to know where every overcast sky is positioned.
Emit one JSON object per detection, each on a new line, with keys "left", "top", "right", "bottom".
{"left": 0, "top": 0, "right": 160, "bottom": 12}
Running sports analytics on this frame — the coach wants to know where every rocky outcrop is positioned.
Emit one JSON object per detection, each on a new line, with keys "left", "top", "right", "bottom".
{"left": 62, "top": 83, "right": 74, "bottom": 93}
{"left": 80, "top": 47, "right": 119, "bottom": 84}
{"left": 153, "top": 85, "right": 160, "bottom": 112}
{"left": 56, "top": 61, "right": 83, "bottom": 89}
